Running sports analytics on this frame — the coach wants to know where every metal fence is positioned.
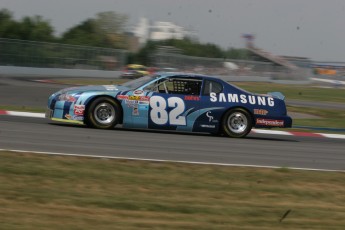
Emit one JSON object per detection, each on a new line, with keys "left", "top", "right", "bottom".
{"left": 0, "top": 38, "right": 128, "bottom": 70}
{"left": 153, "top": 51, "right": 313, "bottom": 80}
{"left": 0, "top": 38, "right": 313, "bottom": 80}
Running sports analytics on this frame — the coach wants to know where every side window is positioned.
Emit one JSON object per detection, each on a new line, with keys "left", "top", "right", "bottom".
{"left": 143, "top": 77, "right": 202, "bottom": 95}
{"left": 143, "top": 78, "right": 172, "bottom": 94}
{"left": 202, "top": 80, "right": 223, "bottom": 95}
{"left": 143, "top": 80, "right": 158, "bottom": 92}
{"left": 171, "top": 79, "right": 202, "bottom": 95}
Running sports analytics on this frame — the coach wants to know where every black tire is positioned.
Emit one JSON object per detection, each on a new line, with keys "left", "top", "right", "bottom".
{"left": 222, "top": 108, "right": 253, "bottom": 138}
{"left": 85, "top": 97, "right": 121, "bottom": 129}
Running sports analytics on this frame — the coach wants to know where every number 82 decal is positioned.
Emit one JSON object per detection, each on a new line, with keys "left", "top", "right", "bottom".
{"left": 150, "top": 96, "right": 186, "bottom": 125}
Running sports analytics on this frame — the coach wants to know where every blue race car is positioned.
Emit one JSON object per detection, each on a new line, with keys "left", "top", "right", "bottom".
{"left": 46, "top": 72, "right": 292, "bottom": 138}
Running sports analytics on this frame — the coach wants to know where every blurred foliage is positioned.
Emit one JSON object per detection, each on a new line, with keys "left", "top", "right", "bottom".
{"left": 0, "top": 8, "right": 249, "bottom": 65}
{"left": 60, "top": 11, "right": 128, "bottom": 49}
{"left": 0, "top": 9, "right": 128, "bottom": 49}
{"left": 160, "top": 37, "right": 224, "bottom": 58}
{"left": 0, "top": 9, "right": 128, "bottom": 69}
{"left": 0, "top": 9, "right": 55, "bottom": 41}
{"left": 130, "top": 38, "right": 250, "bottom": 65}
{"left": 129, "top": 40, "right": 158, "bottom": 66}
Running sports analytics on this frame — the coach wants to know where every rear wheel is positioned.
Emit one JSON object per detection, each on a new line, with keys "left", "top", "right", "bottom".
{"left": 222, "top": 108, "right": 252, "bottom": 138}
{"left": 86, "top": 97, "right": 121, "bottom": 129}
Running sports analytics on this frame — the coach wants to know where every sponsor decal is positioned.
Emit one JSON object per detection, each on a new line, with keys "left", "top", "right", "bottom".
{"left": 132, "top": 106, "right": 139, "bottom": 116}
{"left": 65, "top": 114, "right": 84, "bottom": 121}
{"left": 128, "top": 95, "right": 150, "bottom": 101}
{"left": 200, "top": 124, "right": 216, "bottom": 128}
{"left": 73, "top": 116, "right": 84, "bottom": 121}
{"left": 117, "top": 95, "right": 129, "bottom": 100}
{"left": 65, "top": 114, "right": 72, "bottom": 120}
{"left": 206, "top": 111, "right": 214, "bottom": 122}
{"left": 184, "top": 95, "right": 200, "bottom": 101}
{"left": 139, "top": 96, "right": 150, "bottom": 101}
{"left": 129, "top": 95, "right": 141, "bottom": 100}
{"left": 74, "top": 105, "right": 85, "bottom": 116}
{"left": 134, "top": 90, "right": 144, "bottom": 95}
{"left": 125, "top": 100, "right": 138, "bottom": 108}
{"left": 254, "top": 109, "right": 269, "bottom": 115}
{"left": 139, "top": 101, "right": 149, "bottom": 105}
{"left": 119, "top": 95, "right": 150, "bottom": 103}
{"left": 210, "top": 93, "right": 275, "bottom": 107}
{"left": 125, "top": 100, "right": 138, "bottom": 104}
{"left": 58, "top": 94, "right": 76, "bottom": 102}
{"left": 119, "top": 94, "right": 150, "bottom": 107}
{"left": 256, "top": 118, "right": 284, "bottom": 127}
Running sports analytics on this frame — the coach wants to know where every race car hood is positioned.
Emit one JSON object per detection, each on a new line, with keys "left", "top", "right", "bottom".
{"left": 57, "top": 85, "right": 130, "bottom": 94}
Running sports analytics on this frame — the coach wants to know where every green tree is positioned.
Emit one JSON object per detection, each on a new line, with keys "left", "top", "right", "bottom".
{"left": 18, "top": 15, "right": 54, "bottom": 41}
{"left": 61, "top": 19, "right": 102, "bottom": 46}
{"left": 0, "top": 9, "right": 54, "bottom": 41}
{"left": 131, "top": 40, "right": 158, "bottom": 66}
{"left": 160, "top": 38, "right": 224, "bottom": 58}
{"left": 0, "top": 9, "right": 19, "bottom": 38}
{"left": 60, "top": 11, "right": 128, "bottom": 49}
{"left": 130, "top": 38, "right": 226, "bottom": 65}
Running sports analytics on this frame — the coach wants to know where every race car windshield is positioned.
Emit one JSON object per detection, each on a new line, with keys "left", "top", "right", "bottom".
{"left": 121, "top": 75, "right": 156, "bottom": 89}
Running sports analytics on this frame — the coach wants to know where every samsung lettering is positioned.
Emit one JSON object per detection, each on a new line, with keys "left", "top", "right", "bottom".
{"left": 210, "top": 93, "right": 275, "bottom": 107}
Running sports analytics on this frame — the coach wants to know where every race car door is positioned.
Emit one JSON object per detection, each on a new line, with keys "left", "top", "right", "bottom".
{"left": 132, "top": 76, "right": 202, "bottom": 132}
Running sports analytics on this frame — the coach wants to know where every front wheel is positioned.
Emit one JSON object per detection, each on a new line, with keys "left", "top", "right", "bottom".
{"left": 222, "top": 108, "right": 253, "bottom": 138}
{"left": 85, "top": 97, "right": 121, "bottom": 129}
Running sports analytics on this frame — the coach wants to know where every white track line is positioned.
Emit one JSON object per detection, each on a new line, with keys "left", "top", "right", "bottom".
{"left": 0, "top": 148, "right": 343, "bottom": 172}
{"left": 311, "top": 77, "right": 345, "bottom": 85}
{"left": 251, "top": 129, "right": 293, "bottom": 135}
{"left": 7, "top": 111, "right": 45, "bottom": 118}
{"left": 318, "top": 133, "right": 345, "bottom": 139}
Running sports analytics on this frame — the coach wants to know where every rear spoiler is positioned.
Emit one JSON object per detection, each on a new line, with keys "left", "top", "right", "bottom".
{"left": 267, "top": 92, "right": 285, "bottom": 100}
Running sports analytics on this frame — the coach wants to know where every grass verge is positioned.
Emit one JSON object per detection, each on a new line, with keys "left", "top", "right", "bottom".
{"left": 0, "top": 151, "right": 344, "bottom": 229}
{"left": 288, "top": 106, "right": 345, "bottom": 132}
{"left": 232, "top": 82, "right": 345, "bottom": 103}
{"left": 0, "top": 151, "right": 345, "bottom": 230}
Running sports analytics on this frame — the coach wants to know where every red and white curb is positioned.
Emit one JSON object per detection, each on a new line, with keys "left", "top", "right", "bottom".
{"left": 1, "top": 110, "right": 345, "bottom": 139}
{"left": 250, "top": 128, "right": 345, "bottom": 139}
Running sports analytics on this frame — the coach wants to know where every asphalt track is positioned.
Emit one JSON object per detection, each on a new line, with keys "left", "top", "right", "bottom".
{"left": 0, "top": 76, "right": 344, "bottom": 171}
{"left": 0, "top": 115, "right": 344, "bottom": 171}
